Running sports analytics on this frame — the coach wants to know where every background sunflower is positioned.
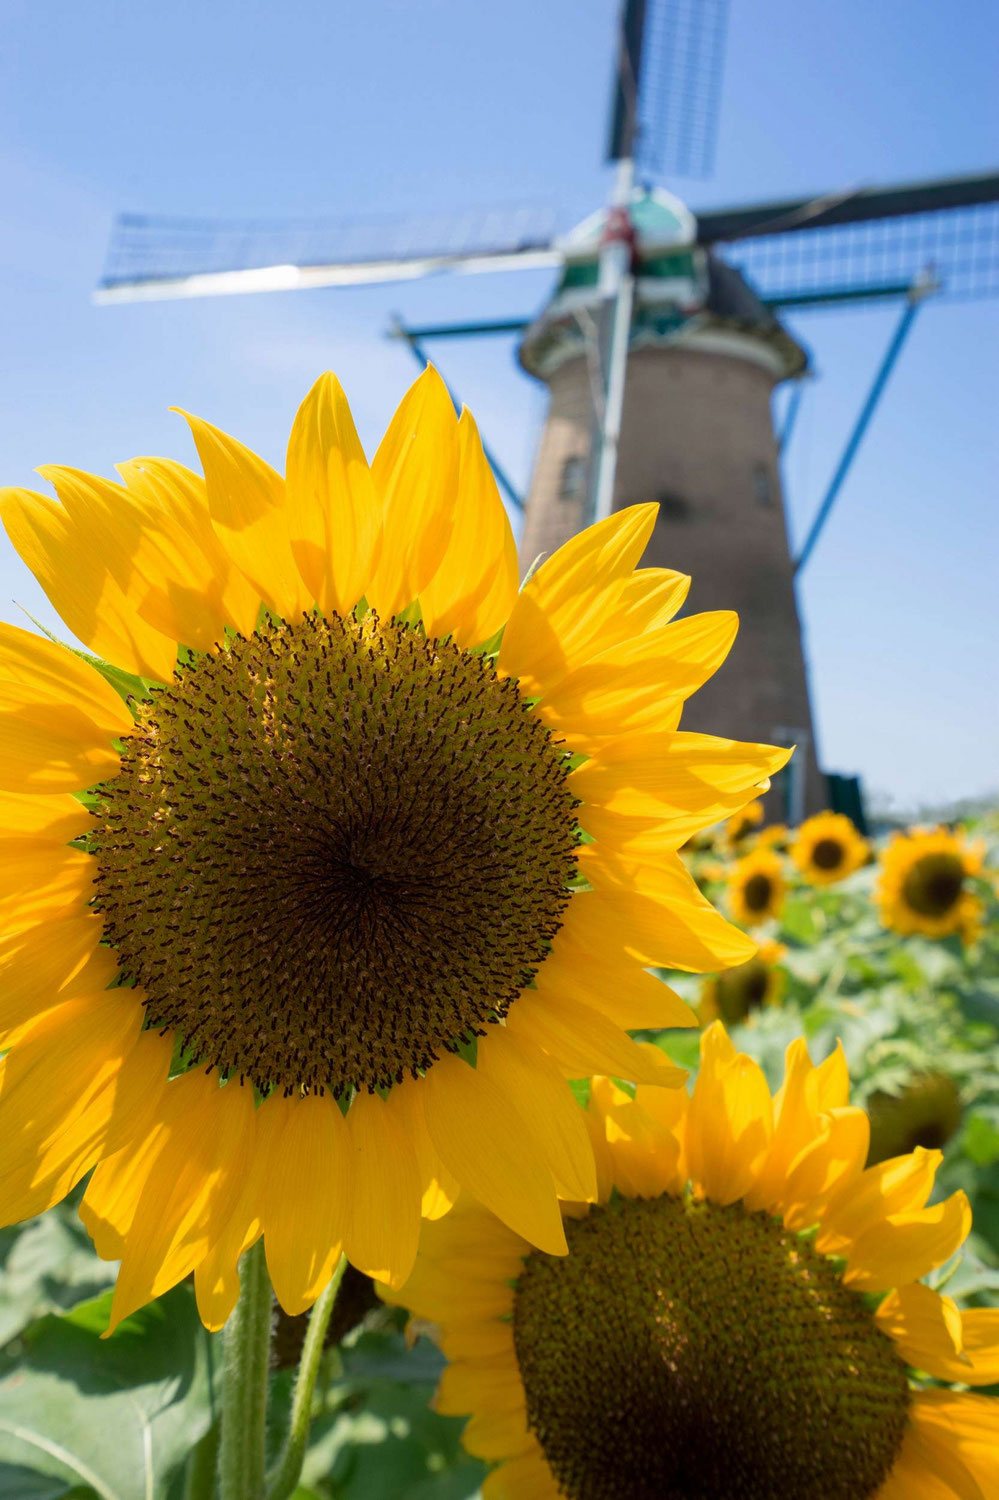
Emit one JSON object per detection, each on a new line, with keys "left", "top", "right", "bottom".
{"left": 877, "top": 826, "right": 985, "bottom": 941}
{"left": 792, "top": 810, "right": 869, "bottom": 886}
{"left": 727, "top": 846, "right": 785, "bottom": 927}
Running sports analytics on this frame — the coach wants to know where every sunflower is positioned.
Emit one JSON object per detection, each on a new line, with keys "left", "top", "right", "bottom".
{"left": 387, "top": 1024, "right": 998, "bottom": 1500}
{"left": 866, "top": 1072, "right": 963, "bottom": 1166}
{"left": 792, "top": 810, "right": 869, "bottom": 885}
{"left": 0, "top": 369, "right": 789, "bottom": 1333}
{"left": 878, "top": 827, "right": 984, "bottom": 941}
{"left": 756, "top": 820, "right": 789, "bottom": 851}
{"left": 727, "top": 846, "right": 785, "bottom": 927}
{"left": 699, "top": 937, "right": 786, "bottom": 1025}
{"left": 724, "top": 796, "right": 764, "bottom": 847}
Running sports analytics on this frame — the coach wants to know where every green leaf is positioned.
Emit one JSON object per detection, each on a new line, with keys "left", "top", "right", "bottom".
{"left": 0, "top": 1285, "right": 217, "bottom": 1500}
{"left": 0, "top": 1210, "right": 115, "bottom": 1348}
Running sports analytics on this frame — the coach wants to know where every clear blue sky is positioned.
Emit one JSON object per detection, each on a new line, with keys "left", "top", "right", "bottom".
{"left": 1, "top": 0, "right": 996, "bottom": 808}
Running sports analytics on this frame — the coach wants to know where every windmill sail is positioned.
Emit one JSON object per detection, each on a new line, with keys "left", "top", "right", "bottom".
{"left": 95, "top": 205, "right": 561, "bottom": 303}
{"left": 698, "top": 171, "right": 999, "bottom": 307}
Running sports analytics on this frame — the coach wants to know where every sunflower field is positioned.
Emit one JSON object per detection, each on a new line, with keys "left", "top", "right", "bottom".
{"left": 0, "top": 375, "right": 997, "bottom": 1499}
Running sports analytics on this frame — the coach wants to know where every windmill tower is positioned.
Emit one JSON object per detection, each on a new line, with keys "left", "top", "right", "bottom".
{"left": 95, "top": 1, "right": 999, "bottom": 823}
{"left": 516, "top": 188, "right": 823, "bottom": 812}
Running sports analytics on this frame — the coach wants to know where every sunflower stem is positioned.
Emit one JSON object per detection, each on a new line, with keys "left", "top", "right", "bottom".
{"left": 265, "top": 1254, "right": 348, "bottom": 1500}
{"left": 219, "top": 1239, "right": 273, "bottom": 1500}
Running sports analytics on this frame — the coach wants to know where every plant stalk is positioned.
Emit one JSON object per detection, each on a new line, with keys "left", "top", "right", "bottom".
{"left": 266, "top": 1254, "right": 349, "bottom": 1500}
{"left": 219, "top": 1238, "right": 274, "bottom": 1500}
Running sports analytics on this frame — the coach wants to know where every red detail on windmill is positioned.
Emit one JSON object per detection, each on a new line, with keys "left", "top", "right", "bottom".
{"left": 601, "top": 207, "right": 638, "bottom": 268}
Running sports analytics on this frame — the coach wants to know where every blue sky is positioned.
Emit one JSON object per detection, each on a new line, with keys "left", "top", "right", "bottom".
{"left": 0, "top": 0, "right": 996, "bottom": 808}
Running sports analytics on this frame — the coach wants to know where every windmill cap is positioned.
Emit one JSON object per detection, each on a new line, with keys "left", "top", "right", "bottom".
{"left": 557, "top": 186, "right": 696, "bottom": 262}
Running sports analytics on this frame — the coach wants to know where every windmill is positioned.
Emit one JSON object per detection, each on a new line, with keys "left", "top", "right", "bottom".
{"left": 95, "top": 0, "right": 999, "bottom": 822}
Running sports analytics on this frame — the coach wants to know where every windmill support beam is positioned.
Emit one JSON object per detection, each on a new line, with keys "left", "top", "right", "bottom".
{"left": 389, "top": 318, "right": 525, "bottom": 513}
{"left": 778, "top": 377, "right": 806, "bottom": 453}
{"left": 386, "top": 316, "right": 530, "bottom": 341}
{"left": 765, "top": 280, "right": 915, "bottom": 311}
{"left": 794, "top": 275, "right": 937, "bottom": 575}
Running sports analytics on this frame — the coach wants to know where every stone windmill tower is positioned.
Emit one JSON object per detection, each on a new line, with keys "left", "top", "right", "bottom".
{"left": 516, "top": 189, "right": 823, "bottom": 814}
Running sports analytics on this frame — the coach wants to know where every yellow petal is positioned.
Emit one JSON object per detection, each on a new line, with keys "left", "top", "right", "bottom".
{"left": 594, "top": 567, "right": 691, "bottom": 645}
{"left": 781, "top": 1106, "right": 870, "bottom": 1228}
{"left": 478, "top": 1027, "right": 597, "bottom": 1203}
{"left": 176, "top": 408, "right": 312, "bottom": 621}
{"left": 536, "top": 611, "right": 738, "bottom": 747}
{"left": 905, "top": 1390, "right": 999, "bottom": 1497}
{"left": 436, "top": 1356, "right": 526, "bottom": 1417}
{"left": 462, "top": 1404, "right": 535, "bottom": 1461}
{"left": 507, "top": 980, "right": 685, "bottom": 1088}
{"left": 744, "top": 1039, "right": 856, "bottom": 1216}
{"left": 438, "top": 1319, "right": 518, "bottom": 1365}
{"left": 571, "top": 730, "right": 792, "bottom": 837}
{"left": 0, "top": 918, "right": 114, "bottom": 1042}
{"left": 419, "top": 406, "right": 518, "bottom": 648}
{"left": 686, "top": 1023, "right": 772, "bottom": 1205}
{"left": 1, "top": 485, "right": 177, "bottom": 681}
{"left": 545, "top": 902, "right": 695, "bottom": 1028}
{"left": 590, "top": 1075, "right": 684, "bottom": 1199}
{"left": 259, "top": 1091, "right": 350, "bottom": 1315}
{"left": 499, "top": 504, "right": 658, "bottom": 697}
{"left": 482, "top": 1450, "right": 558, "bottom": 1500}
{"left": 193, "top": 1167, "right": 264, "bottom": 1332}
{"left": 423, "top": 1054, "right": 566, "bottom": 1255}
{"left": 0, "top": 992, "right": 166, "bottom": 1224}
{"left": 0, "top": 622, "right": 132, "bottom": 792}
{"left": 343, "top": 1089, "right": 422, "bottom": 1289}
{"left": 818, "top": 1147, "right": 942, "bottom": 1253}
{"left": 876, "top": 1283, "right": 969, "bottom": 1377}
{"left": 0, "top": 848, "right": 95, "bottom": 935}
{"left": 0, "top": 788, "right": 91, "bottom": 845}
{"left": 388, "top": 1074, "right": 459, "bottom": 1221}
{"left": 116, "top": 457, "right": 260, "bottom": 646}
{"left": 284, "top": 372, "right": 381, "bottom": 616}
{"left": 367, "top": 366, "right": 460, "bottom": 618}
{"left": 570, "top": 875, "right": 756, "bottom": 973}
{"left": 35, "top": 465, "right": 201, "bottom": 676}
{"left": 93, "top": 1072, "right": 257, "bottom": 1333}
{"left": 844, "top": 1191, "right": 972, "bottom": 1291}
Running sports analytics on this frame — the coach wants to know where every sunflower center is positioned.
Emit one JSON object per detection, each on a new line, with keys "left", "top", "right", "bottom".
{"left": 714, "top": 960, "right": 769, "bottom": 1023}
{"left": 742, "top": 872, "right": 773, "bottom": 914}
{"left": 901, "top": 852, "right": 965, "bottom": 918}
{"left": 91, "top": 612, "right": 578, "bottom": 1095}
{"left": 811, "top": 836, "right": 844, "bottom": 870}
{"left": 513, "top": 1195, "right": 910, "bottom": 1500}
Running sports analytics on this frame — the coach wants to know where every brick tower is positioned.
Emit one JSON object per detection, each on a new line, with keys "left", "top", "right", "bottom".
{"left": 517, "top": 188, "right": 824, "bottom": 817}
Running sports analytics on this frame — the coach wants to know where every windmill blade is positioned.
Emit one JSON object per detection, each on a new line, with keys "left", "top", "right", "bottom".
{"left": 696, "top": 170, "right": 999, "bottom": 243}
{"left": 698, "top": 171, "right": 999, "bottom": 308}
{"left": 95, "top": 205, "right": 562, "bottom": 303}
{"left": 633, "top": 0, "right": 730, "bottom": 180}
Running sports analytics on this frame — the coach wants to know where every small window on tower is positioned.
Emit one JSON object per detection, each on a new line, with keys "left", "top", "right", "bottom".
{"left": 559, "top": 455, "right": 586, "bottom": 501}
{"left": 657, "top": 489, "right": 690, "bottom": 521}
{"left": 752, "top": 464, "right": 774, "bottom": 506}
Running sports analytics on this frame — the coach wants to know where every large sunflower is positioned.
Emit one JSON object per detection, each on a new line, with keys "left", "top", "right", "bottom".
{"left": 792, "top": 809, "right": 869, "bottom": 886}
{"left": 388, "top": 1024, "right": 998, "bottom": 1500}
{"left": 878, "top": 827, "right": 984, "bottom": 941}
{"left": 727, "top": 846, "right": 785, "bottom": 927}
{"left": 0, "top": 369, "right": 788, "bottom": 1332}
